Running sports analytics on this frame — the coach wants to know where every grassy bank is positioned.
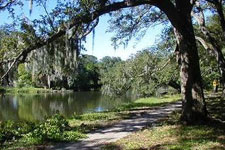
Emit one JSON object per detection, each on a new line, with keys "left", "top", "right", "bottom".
{"left": 69, "top": 94, "right": 181, "bottom": 132}
{"left": 118, "top": 94, "right": 181, "bottom": 111}
{"left": 2, "top": 87, "right": 52, "bottom": 94}
{"left": 0, "top": 94, "right": 181, "bottom": 149}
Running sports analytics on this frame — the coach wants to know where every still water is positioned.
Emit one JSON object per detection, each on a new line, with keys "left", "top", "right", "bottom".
{"left": 0, "top": 92, "right": 135, "bottom": 122}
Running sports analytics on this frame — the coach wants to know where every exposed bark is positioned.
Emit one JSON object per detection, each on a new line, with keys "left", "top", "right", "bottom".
{"left": 193, "top": 3, "right": 225, "bottom": 95}
{"left": 158, "top": 0, "right": 207, "bottom": 123}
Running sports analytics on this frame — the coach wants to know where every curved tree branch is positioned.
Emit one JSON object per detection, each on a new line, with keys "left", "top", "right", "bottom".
{"left": 0, "top": 0, "right": 16, "bottom": 10}
{"left": 1, "top": 0, "right": 160, "bottom": 82}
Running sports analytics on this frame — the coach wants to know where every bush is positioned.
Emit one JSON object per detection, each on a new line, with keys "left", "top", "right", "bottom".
{"left": 0, "top": 121, "right": 34, "bottom": 143}
{"left": 0, "top": 114, "right": 85, "bottom": 148}
{"left": 37, "top": 114, "right": 69, "bottom": 141}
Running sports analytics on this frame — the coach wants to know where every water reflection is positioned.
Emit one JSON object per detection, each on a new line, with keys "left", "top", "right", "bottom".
{"left": 0, "top": 92, "right": 135, "bottom": 122}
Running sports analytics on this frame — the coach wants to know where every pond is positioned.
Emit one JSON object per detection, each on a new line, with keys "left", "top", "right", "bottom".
{"left": 0, "top": 92, "right": 136, "bottom": 122}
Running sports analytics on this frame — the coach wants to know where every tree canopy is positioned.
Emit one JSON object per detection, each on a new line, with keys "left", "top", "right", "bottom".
{"left": 0, "top": 0, "right": 225, "bottom": 123}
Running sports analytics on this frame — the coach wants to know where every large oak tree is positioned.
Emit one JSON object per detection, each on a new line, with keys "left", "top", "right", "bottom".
{"left": 0, "top": 0, "right": 208, "bottom": 123}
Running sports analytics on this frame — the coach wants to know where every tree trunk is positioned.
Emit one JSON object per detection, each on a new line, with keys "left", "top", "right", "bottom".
{"left": 174, "top": 28, "right": 207, "bottom": 123}
{"left": 216, "top": 3, "right": 225, "bottom": 38}
{"left": 196, "top": 36, "right": 225, "bottom": 95}
{"left": 193, "top": 4, "right": 225, "bottom": 96}
{"left": 209, "top": 0, "right": 225, "bottom": 39}
{"left": 157, "top": 0, "right": 207, "bottom": 124}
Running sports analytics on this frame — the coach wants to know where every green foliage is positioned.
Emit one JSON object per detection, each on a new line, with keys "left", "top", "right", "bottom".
{"left": 108, "top": 6, "right": 168, "bottom": 49}
{"left": 32, "top": 114, "right": 69, "bottom": 141}
{"left": 100, "top": 50, "right": 179, "bottom": 97}
{"left": 72, "top": 55, "right": 100, "bottom": 91}
{"left": 0, "top": 86, "right": 6, "bottom": 93}
{"left": 0, "top": 29, "right": 24, "bottom": 61}
{"left": 16, "top": 64, "right": 33, "bottom": 87}
{"left": 0, "top": 114, "right": 85, "bottom": 148}
{"left": 0, "top": 94, "right": 182, "bottom": 149}
{"left": 0, "top": 121, "right": 34, "bottom": 143}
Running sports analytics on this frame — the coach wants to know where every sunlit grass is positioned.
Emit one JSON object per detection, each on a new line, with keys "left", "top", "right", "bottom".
{"left": 117, "top": 94, "right": 181, "bottom": 111}
{"left": 102, "top": 112, "right": 225, "bottom": 150}
{"left": 102, "top": 94, "right": 225, "bottom": 150}
{"left": 69, "top": 112, "right": 125, "bottom": 133}
{"left": 4, "top": 87, "right": 52, "bottom": 94}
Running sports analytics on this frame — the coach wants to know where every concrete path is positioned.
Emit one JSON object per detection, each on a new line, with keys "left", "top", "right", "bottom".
{"left": 49, "top": 101, "right": 182, "bottom": 150}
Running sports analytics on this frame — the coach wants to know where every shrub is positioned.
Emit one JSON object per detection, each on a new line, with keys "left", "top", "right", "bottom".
{"left": 0, "top": 121, "right": 34, "bottom": 143}
{"left": 0, "top": 114, "right": 85, "bottom": 147}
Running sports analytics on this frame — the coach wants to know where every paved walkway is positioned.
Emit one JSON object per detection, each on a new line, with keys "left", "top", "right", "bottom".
{"left": 50, "top": 101, "right": 182, "bottom": 150}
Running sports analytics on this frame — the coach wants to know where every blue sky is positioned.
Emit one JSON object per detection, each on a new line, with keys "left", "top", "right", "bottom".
{"left": 0, "top": 1, "right": 164, "bottom": 60}
{"left": 83, "top": 15, "right": 164, "bottom": 60}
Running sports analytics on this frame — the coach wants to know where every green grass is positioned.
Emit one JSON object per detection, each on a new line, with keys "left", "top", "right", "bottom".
{"left": 117, "top": 94, "right": 181, "bottom": 111}
{"left": 69, "top": 112, "right": 125, "bottom": 133}
{"left": 3, "top": 87, "right": 52, "bottom": 94}
{"left": 103, "top": 123, "right": 225, "bottom": 150}
{"left": 102, "top": 95, "right": 225, "bottom": 150}
{"left": 69, "top": 94, "right": 181, "bottom": 132}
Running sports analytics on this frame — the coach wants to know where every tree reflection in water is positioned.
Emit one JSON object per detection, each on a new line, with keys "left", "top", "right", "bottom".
{"left": 0, "top": 92, "right": 134, "bottom": 122}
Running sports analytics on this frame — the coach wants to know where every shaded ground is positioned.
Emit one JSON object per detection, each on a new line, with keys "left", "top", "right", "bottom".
{"left": 49, "top": 101, "right": 182, "bottom": 150}
{"left": 103, "top": 124, "right": 225, "bottom": 150}
{"left": 206, "top": 93, "right": 225, "bottom": 121}
{"left": 102, "top": 93, "right": 225, "bottom": 150}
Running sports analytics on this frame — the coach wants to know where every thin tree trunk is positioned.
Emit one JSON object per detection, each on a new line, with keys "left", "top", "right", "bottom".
{"left": 207, "top": 0, "right": 225, "bottom": 39}
{"left": 215, "top": 1, "right": 225, "bottom": 38}
{"left": 196, "top": 36, "right": 225, "bottom": 94}
{"left": 193, "top": 3, "right": 225, "bottom": 95}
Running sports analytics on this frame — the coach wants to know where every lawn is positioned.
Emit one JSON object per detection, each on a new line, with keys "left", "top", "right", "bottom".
{"left": 102, "top": 93, "right": 225, "bottom": 150}
{"left": 103, "top": 123, "right": 225, "bottom": 150}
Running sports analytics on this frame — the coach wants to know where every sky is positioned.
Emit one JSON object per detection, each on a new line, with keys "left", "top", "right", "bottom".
{"left": 83, "top": 15, "right": 164, "bottom": 60}
{"left": 0, "top": 0, "right": 164, "bottom": 60}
